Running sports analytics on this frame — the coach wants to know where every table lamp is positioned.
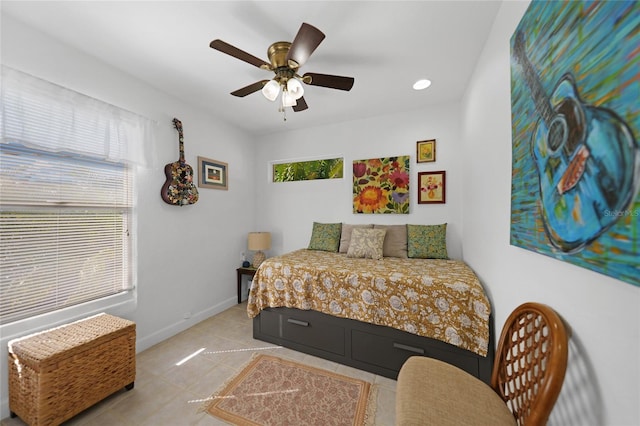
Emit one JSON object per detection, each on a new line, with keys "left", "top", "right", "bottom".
{"left": 248, "top": 232, "right": 271, "bottom": 268}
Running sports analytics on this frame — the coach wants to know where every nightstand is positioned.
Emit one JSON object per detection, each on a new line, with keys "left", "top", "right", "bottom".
{"left": 236, "top": 267, "right": 257, "bottom": 304}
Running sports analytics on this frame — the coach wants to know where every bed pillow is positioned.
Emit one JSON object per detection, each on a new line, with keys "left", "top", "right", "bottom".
{"left": 407, "top": 223, "right": 448, "bottom": 259}
{"left": 373, "top": 224, "right": 408, "bottom": 258}
{"left": 347, "top": 228, "right": 386, "bottom": 260}
{"left": 308, "top": 222, "right": 342, "bottom": 252}
{"left": 339, "top": 224, "right": 374, "bottom": 253}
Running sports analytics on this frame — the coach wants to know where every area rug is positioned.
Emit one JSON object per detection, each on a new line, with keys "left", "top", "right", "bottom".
{"left": 204, "top": 354, "right": 377, "bottom": 425}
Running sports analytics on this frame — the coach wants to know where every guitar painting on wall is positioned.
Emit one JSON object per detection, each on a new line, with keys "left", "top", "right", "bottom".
{"left": 161, "top": 118, "right": 199, "bottom": 206}
{"left": 510, "top": 1, "right": 640, "bottom": 287}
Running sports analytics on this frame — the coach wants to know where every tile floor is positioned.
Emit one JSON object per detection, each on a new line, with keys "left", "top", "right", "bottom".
{"left": 2, "top": 303, "right": 397, "bottom": 425}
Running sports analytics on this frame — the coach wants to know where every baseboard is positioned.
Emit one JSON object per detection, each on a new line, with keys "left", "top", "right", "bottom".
{"left": 135, "top": 296, "right": 236, "bottom": 352}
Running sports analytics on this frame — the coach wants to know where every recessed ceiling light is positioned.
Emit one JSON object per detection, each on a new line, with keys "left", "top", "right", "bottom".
{"left": 413, "top": 79, "right": 432, "bottom": 90}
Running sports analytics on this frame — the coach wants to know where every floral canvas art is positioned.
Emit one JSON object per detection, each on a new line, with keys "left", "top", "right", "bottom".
{"left": 353, "top": 156, "right": 410, "bottom": 214}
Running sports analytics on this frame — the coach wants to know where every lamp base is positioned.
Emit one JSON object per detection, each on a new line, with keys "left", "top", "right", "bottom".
{"left": 252, "top": 251, "right": 266, "bottom": 268}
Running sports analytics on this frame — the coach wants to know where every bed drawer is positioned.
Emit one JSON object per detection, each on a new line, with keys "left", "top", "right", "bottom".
{"left": 282, "top": 314, "right": 345, "bottom": 355}
{"left": 255, "top": 308, "right": 345, "bottom": 356}
{"left": 351, "top": 329, "right": 480, "bottom": 377}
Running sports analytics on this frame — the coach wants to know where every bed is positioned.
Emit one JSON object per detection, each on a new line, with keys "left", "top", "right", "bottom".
{"left": 248, "top": 246, "right": 495, "bottom": 383}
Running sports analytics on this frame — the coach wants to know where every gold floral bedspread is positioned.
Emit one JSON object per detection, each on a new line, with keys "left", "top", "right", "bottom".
{"left": 247, "top": 249, "right": 490, "bottom": 356}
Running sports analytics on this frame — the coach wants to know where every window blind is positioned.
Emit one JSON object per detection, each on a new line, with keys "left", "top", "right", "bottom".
{"left": 0, "top": 144, "right": 132, "bottom": 323}
{"left": 0, "top": 66, "right": 138, "bottom": 324}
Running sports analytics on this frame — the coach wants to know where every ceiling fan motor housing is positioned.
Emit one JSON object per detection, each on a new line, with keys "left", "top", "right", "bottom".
{"left": 267, "top": 41, "right": 293, "bottom": 69}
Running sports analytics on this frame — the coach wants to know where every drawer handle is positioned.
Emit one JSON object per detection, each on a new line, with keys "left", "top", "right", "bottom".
{"left": 393, "top": 342, "right": 425, "bottom": 354}
{"left": 287, "top": 318, "right": 309, "bottom": 327}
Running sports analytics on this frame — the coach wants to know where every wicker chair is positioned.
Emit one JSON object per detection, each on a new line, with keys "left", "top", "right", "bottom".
{"left": 396, "top": 302, "right": 569, "bottom": 425}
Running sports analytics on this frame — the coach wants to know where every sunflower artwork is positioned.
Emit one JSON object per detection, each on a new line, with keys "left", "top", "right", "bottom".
{"left": 353, "top": 156, "right": 410, "bottom": 214}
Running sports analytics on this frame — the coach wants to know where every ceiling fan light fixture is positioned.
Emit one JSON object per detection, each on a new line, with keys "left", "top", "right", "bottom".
{"left": 286, "top": 78, "right": 304, "bottom": 100}
{"left": 413, "top": 79, "right": 432, "bottom": 90}
{"left": 262, "top": 79, "right": 280, "bottom": 101}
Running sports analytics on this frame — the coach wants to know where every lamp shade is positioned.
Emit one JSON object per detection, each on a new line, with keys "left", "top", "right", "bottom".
{"left": 287, "top": 78, "right": 304, "bottom": 99}
{"left": 248, "top": 232, "right": 271, "bottom": 251}
{"left": 261, "top": 80, "right": 280, "bottom": 101}
{"left": 281, "top": 90, "right": 297, "bottom": 107}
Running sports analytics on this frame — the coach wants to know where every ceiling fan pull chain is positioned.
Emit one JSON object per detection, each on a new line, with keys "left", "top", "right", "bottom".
{"left": 281, "top": 92, "right": 289, "bottom": 121}
{"left": 278, "top": 101, "right": 287, "bottom": 122}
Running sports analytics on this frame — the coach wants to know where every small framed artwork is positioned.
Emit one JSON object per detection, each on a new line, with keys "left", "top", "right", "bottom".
{"left": 272, "top": 156, "right": 343, "bottom": 182}
{"left": 417, "top": 139, "right": 436, "bottom": 163}
{"left": 198, "top": 156, "right": 228, "bottom": 190}
{"left": 418, "top": 170, "right": 446, "bottom": 204}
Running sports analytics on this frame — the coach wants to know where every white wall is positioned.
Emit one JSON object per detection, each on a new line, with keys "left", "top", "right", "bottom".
{"left": 254, "top": 104, "right": 465, "bottom": 259}
{"left": 1, "top": 15, "right": 256, "bottom": 417}
{"left": 461, "top": 2, "right": 640, "bottom": 425}
{"left": 3, "top": 3, "right": 639, "bottom": 425}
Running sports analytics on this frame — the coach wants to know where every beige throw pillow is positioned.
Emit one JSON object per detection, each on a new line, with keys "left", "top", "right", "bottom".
{"left": 374, "top": 224, "right": 408, "bottom": 258}
{"left": 339, "top": 224, "right": 374, "bottom": 253}
{"left": 347, "top": 228, "right": 386, "bottom": 260}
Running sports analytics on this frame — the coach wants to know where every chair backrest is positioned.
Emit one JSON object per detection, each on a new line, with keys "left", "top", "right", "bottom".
{"left": 490, "top": 302, "right": 569, "bottom": 425}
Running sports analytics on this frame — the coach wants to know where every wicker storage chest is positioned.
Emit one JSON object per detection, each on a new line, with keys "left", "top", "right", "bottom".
{"left": 8, "top": 313, "right": 136, "bottom": 426}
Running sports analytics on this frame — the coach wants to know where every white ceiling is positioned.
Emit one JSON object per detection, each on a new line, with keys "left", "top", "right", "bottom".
{"left": 2, "top": 1, "right": 502, "bottom": 136}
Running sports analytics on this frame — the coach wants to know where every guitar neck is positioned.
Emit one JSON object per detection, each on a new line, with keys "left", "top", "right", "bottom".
{"left": 173, "top": 118, "right": 186, "bottom": 163}
{"left": 513, "top": 32, "right": 555, "bottom": 126}
{"left": 179, "top": 135, "right": 185, "bottom": 163}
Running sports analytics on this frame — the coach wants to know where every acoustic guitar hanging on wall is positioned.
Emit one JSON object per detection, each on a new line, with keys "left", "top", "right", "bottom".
{"left": 161, "top": 118, "right": 199, "bottom": 206}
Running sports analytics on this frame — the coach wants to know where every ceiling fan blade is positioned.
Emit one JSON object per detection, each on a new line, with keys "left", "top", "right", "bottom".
{"left": 292, "top": 97, "right": 308, "bottom": 112}
{"left": 286, "top": 23, "right": 325, "bottom": 69}
{"left": 230, "top": 80, "right": 269, "bottom": 97}
{"left": 302, "top": 73, "right": 355, "bottom": 91}
{"left": 210, "top": 39, "right": 271, "bottom": 69}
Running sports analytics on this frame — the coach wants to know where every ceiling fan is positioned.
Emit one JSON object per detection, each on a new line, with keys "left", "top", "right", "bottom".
{"left": 210, "top": 23, "right": 354, "bottom": 113}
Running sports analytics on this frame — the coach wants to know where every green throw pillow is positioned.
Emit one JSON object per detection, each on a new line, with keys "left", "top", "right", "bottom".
{"left": 308, "top": 222, "right": 342, "bottom": 252}
{"left": 407, "top": 224, "right": 448, "bottom": 259}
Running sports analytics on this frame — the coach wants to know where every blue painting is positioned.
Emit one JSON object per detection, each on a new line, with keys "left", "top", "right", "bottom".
{"left": 510, "top": 0, "right": 640, "bottom": 287}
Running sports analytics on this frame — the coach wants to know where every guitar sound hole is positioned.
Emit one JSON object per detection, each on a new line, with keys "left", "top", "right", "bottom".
{"left": 547, "top": 116, "right": 567, "bottom": 152}
{"left": 556, "top": 98, "right": 585, "bottom": 155}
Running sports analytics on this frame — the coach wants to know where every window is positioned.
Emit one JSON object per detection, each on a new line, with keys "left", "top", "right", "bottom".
{"left": 0, "top": 66, "right": 149, "bottom": 324}
{"left": 0, "top": 144, "right": 132, "bottom": 323}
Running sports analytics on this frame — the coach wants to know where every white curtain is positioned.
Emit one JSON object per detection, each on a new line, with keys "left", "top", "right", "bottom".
{"left": 0, "top": 65, "right": 154, "bottom": 166}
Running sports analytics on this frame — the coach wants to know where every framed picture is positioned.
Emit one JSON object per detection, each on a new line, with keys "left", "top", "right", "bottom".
{"left": 417, "top": 139, "right": 436, "bottom": 163}
{"left": 198, "top": 156, "right": 228, "bottom": 190}
{"left": 418, "top": 170, "right": 446, "bottom": 204}
{"left": 272, "top": 156, "right": 343, "bottom": 182}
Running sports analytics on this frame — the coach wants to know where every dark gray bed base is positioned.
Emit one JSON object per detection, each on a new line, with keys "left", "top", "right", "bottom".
{"left": 253, "top": 307, "right": 495, "bottom": 384}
